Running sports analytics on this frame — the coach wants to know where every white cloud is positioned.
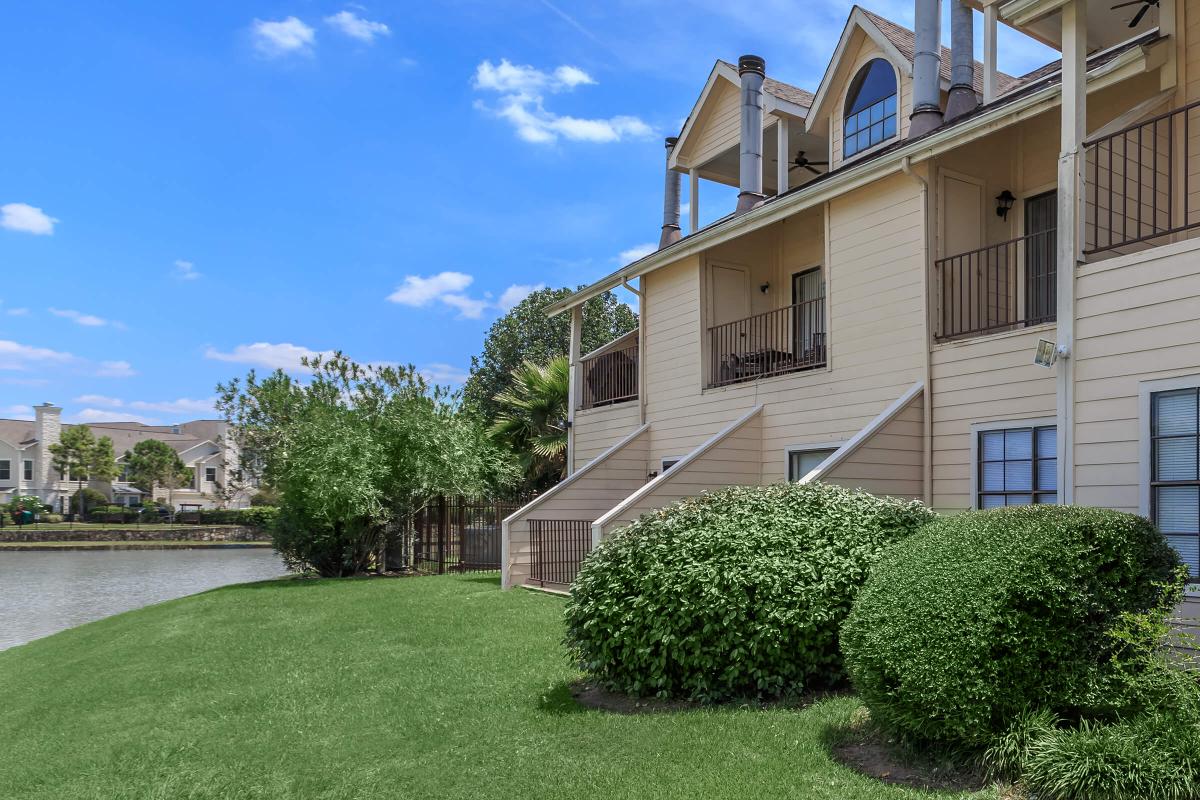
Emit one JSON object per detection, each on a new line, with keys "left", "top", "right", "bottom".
{"left": 439, "top": 294, "right": 489, "bottom": 319}
{"left": 0, "top": 339, "right": 75, "bottom": 370}
{"left": 205, "top": 342, "right": 330, "bottom": 372}
{"left": 96, "top": 360, "right": 136, "bottom": 378}
{"left": 387, "top": 271, "right": 474, "bottom": 306}
{"left": 173, "top": 260, "right": 201, "bottom": 281}
{"left": 472, "top": 59, "right": 652, "bottom": 145}
{"left": 1, "top": 203, "right": 58, "bottom": 235}
{"left": 618, "top": 243, "right": 656, "bottom": 263}
{"left": 252, "top": 16, "right": 315, "bottom": 57}
{"left": 1, "top": 404, "right": 34, "bottom": 420}
{"left": 49, "top": 307, "right": 123, "bottom": 328}
{"left": 6, "top": 307, "right": 29, "bottom": 316}
{"left": 71, "top": 408, "right": 161, "bottom": 426}
{"left": 419, "top": 363, "right": 470, "bottom": 386}
{"left": 325, "top": 10, "right": 390, "bottom": 42}
{"left": 497, "top": 283, "right": 545, "bottom": 311}
{"left": 74, "top": 394, "right": 216, "bottom": 417}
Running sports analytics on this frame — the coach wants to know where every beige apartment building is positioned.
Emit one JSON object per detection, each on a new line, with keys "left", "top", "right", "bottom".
{"left": 503, "top": 0, "right": 1200, "bottom": 590}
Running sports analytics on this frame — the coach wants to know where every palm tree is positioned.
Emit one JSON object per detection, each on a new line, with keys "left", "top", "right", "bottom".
{"left": 491, "top": 356, "right": 569, "bottom": 490}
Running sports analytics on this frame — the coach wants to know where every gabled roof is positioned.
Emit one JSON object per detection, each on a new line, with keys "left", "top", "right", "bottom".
{"left": 808, "top": 6, "right": 1020, "bottom": 125}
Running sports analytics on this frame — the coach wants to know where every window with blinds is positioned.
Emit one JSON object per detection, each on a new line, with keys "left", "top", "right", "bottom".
{"left": 1151, "top": 388, "right": 1200, "bottom": 577}
{"left": 788, "top": 449, "right": 837, "bottom": 482}
{"left": 977, "top": 425, "right": 1057, "bottom": 508}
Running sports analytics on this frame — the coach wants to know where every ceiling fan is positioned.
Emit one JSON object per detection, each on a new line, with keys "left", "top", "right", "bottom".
{"left": 1111, "top": 0, "right": 1159, "bottom": 29}
{"left": 789, "top": 151, "right": 828, "bottom": 176}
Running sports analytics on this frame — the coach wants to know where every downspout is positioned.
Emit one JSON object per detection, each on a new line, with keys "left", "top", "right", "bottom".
{"left": 623, "top": 277, "right": 648, "bottom": 426}
{"left": 944, "top": 0, "right": 980, "bottom": 123}
{"left": 910, "top": 0, "right": 944, "bottom": 137}
{"left": 901, "top": 156, "right": 935, "bottom": 508}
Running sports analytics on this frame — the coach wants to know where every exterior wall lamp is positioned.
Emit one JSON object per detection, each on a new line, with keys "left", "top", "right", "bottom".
{"left": 996, "top": 189, "right": 1016, "bottom": 220}
{"left": 759, "top": 282, "right": 770, "bottom": 293}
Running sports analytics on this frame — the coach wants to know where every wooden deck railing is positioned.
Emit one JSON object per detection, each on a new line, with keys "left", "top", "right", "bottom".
{"left": 707, "top": 297, "right": 826, "bottom": 388}
{"left": 934, "top": 229, "right": 1057, "bottom": 341}
{"left": 1085, "top": 99, "right": 1200, "bottom": 254}
{"left": 580, "top": 340, "right": 638, "bottom": 410}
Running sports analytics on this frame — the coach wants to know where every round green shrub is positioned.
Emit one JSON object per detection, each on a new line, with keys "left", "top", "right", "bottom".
{"left": 841, "top": 505, "right": 1181, "bottom": 747}
{"left": 563, "top": 482, "right": 934, "bottom": 702}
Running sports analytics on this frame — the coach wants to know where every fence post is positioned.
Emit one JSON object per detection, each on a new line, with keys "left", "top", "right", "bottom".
{"left": 437, "top": 495, "right": 447, "bottom": 575}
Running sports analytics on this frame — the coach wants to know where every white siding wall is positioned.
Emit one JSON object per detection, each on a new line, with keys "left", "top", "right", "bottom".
{"left": 573, "top": 402, "right": 641, "bottom": 470}
{"left": 642, "top": 173, "right": 928, "bottom": 492}
{"left": 1074, "top": 237, "right": 1200, "bottom": 513}
{"left": 823, "top": 392, "right": 925, "bottom": 499}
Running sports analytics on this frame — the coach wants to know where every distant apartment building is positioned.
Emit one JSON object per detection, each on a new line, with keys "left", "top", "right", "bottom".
{"left": 0, "top": 403, "right": 251, "bottom": 511}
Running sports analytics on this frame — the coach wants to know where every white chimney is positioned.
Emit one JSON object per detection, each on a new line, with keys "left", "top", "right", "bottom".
{"left": 34, "top": 403, "right": 62, "bottom": 503}
{"left": 735, "top": 55, "right": 767, "bottom": 214}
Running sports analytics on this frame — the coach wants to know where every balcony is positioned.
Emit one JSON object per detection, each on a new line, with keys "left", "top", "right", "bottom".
{"left": 934, "top": 229, "right": 1057, "bottom": 342}
{"left": 708, "top": 297, "right": 827, "bottom": 388}
{"left": 1085, "top": 100, "right": 1200, "bottom": 256}
{"left": 579, "top": 332, "right": 638, "bottom": 410}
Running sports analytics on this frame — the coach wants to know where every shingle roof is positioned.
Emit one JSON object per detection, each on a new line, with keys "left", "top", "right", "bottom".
{"left": 858, "top": 7, "right": 1022, "bottom": 97}
{"left": 715, "top": 60, "right": 815, "bottom": 108}
{"left": 0, "top": 418, "right": 218, "bottom": 459}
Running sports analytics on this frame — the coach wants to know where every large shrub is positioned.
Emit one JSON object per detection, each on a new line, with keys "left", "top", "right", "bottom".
{"left": 564, "top": 483, "right": 934, "bottom": 702}
{"left": 196, "top": 506, "right": 279, "bottom": 530}
{"left": 841, "top": 505, "right": 1181, "bottom": 747}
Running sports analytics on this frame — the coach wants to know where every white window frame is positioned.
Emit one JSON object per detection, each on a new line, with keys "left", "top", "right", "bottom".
{"left": 0, "top": 459, "right": 9, "bottom": 481}
{"left": 784, "top": 442, "right": 846, "bottom": 482}
{"left": 970, "top": 417, "right": 1058, "bottom": 508}
{"left": 1139, "top": 374, "right": 1200, "bottom": 519}
{"left": 22, "top": 459, "right": 32, "bottom": 481}
{"left": 205, "top": 466, "right": 218, "bottom": 484}
{"left": 839, "top": 57, "right": 903, "bottom": 165}
{"left": 661, "top": 457, "right": 683, "bottom": 473}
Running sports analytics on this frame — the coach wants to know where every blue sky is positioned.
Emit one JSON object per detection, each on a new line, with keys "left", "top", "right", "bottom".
{"left": 0, "top": 1, "right": 1055, "bottom": 425}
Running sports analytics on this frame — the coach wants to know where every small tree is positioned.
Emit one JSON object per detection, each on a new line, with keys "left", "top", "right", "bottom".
{"left": 49, "top": 427, "right": 117, "bottom": 516}
{"left": 491, "top": 357, "right": 569, "bottom": 491}
{"left": 124, "top": 439, "right": 191, "bottom": 511}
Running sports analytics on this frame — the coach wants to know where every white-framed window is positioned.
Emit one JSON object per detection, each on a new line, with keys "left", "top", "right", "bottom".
{"left": 661, "top": 458, "right": 681, "bottom": 472}
{"left": 23, "top": 460, "right": 32, "bottom": 481}
{"left": 843, "top": 58, "right": 898, "bottom": 159}
{"left": 786, "top": 443, "right": 843, "bottom": 482}
{"left": 971, "top": 418, "right": 1058, "bottom": 508}
{"left": 1141, "top": 378, "right": 1200, "bottom": 578}
{"left": 205, "top": 466, "right": 217, "bottom": 483}
{"left": 0, "top": 460, "right": 9, "bottom": 481}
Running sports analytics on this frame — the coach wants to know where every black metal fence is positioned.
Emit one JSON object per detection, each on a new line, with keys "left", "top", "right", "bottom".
{"left": 529, "top": 519, "right": 592, "bottom": 586}
{"left": 397, "top": 496, "right": 524, "bottom": 575}
{"left": 708, "top": 297, "right": 827, "bottom": 388}
{"left": 1085, "top": 99, "right": 1200, "bottom": 255}
{"left": 580, "top": 342, "right": 638, "bottom": 410}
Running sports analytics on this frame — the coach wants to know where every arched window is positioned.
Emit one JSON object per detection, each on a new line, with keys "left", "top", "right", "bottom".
{"left": 843, "top": 59, "right": 898, "bottom": 158}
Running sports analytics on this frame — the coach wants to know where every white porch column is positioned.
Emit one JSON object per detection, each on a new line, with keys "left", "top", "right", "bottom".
{"left": 776, "top": 117, "right": 790, "bottom": 194}
{"left": 983, "top": 3, "right": 999, "bottom": 103}
{"left": 689, "top": 168, "right": 699, "bottom": 233}
{"left": 566, "top": 304, "right": 583, "bottom": 476}
{"left": 1056, "top": 0, "right": 1086, "bottom": 504}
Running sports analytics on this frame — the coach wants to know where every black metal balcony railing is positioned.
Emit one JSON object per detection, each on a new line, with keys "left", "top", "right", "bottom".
{"left": 1085, "top": 100, "right": 1200, "bottom": 255}
{"left": 935, "top": 229, "right": 1057, "bottom": 341}
{"left": 580, "top": 341, "right": 638, "bottom": 410}
{"left": 708, "top": 297, "right": 827, "bottom": 388}
{"left": 528, "top": 519, "right": 592, "bottom": 586}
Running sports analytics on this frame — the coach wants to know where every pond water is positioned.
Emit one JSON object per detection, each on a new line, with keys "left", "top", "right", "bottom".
{"left": 0, "top": 548, "right": 289, "bottom": 651}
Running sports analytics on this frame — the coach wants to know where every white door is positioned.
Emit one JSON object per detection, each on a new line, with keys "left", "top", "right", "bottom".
{"left": 708, "top": 264, "right": 750, "bottom": 327}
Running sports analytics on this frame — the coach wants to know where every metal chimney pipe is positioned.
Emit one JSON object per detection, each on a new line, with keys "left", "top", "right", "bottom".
{"left": 735, "top": 55, "right": 766, "bottom": 214}
{"left": 909, "top": 0, "right": 944, "bottom": 137}
{"left": 944, "top": 0, "right": 979, "bottom": 122}
{"left": 659, "top": 137, "right": 682, "bottom": 248}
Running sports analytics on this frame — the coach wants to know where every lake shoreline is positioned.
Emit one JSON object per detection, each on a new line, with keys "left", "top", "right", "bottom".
{"left": 0, "top": 541, "right": 273, "bottom": 551}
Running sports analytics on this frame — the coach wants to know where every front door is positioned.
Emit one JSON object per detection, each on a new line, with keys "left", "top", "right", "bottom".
{"left": 1024, "top": 191, "right": 1057, "bottom": 325}
{"left": 791, "top": 268, "right": 826, "bottom": 364}
{"left": 709, "top": 264, "right": 750, "bottom": 327}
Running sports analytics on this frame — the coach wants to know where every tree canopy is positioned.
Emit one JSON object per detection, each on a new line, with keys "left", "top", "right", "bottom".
{"left": 216, "top": 353, "right": 520, "bottom": 576}
{"left": 462, "top": 287, "right": 636, "bottom": 424}
{"left": 124, "top": 439, "right": 192, "bottom": 506}
{"left": 49, "top": 426, "right": 117, "bottom": 515}
{"left": 490, "top": 356, "right": 569, "bottom": 492}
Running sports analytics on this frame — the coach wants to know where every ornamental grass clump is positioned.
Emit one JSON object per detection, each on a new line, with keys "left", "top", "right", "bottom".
{"left": 563, "top": 482, "right": 933, "bottom": 703}
{"left": 841, "top": 505, "right": 1182, "bottom": 749}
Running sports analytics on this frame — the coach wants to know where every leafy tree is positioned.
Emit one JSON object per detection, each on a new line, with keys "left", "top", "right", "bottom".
{"left": 49, "top": 427, "right": 116, "bottom": 516}
{"left": 462, "top": 287, "right": 636, "bottom": 424}
{"left": 491, "top": 357, "right": 569, "bottom": 491}
{"left": 216, "top": 353, "right": 520, "bottom": 576}
{"left": 124, "top": 439, "right": 191, "bottom": 511}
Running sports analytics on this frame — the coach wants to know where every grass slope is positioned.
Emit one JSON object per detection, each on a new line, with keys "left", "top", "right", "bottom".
{"left": 0, "top": 575, "right": 999, "bottom": 800}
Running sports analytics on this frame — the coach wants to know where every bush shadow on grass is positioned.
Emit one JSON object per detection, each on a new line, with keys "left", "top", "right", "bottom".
{"left": 537, "top": 681, "right": 589, "bottom": 716}
{"left": 819, "top": 708, "right": 991, "bottom": 794}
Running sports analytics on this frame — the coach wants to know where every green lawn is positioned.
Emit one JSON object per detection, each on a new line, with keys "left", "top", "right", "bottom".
{"left": 0, "top": 574, "right": 1002, "bottom": 800}
{"left": 0, "top": 522, "right": 247, "bottom": 531}
{"left": 0, "top": 541, "right": 271, "bottom": 550}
